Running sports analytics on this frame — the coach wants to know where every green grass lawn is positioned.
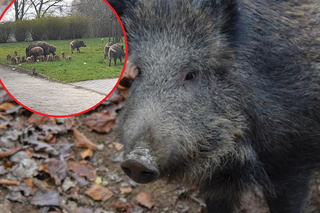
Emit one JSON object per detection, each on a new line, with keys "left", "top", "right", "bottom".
{"left": 0, "top": 38, "right": 126, "bottom": 82}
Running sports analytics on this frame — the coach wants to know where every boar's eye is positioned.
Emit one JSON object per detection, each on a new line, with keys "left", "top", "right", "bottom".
{"left": 183, "top": 71, "right": 196, "bottom": 86}
{"left": 137, "top": 66, "right": 142, "bottom": 76}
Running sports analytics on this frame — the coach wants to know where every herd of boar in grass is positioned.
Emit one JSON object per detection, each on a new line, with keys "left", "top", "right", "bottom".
{"left": 6, "top": 41, "right": 71, "bottom": 65}
{"left": 5, "top": 39, "right": 125, "bottom": 67}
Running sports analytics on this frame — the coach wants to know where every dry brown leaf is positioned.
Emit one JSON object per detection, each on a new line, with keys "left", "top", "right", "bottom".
{"left": 23, "top": 178, "right": 34, "bottom": 189}
{"left": 85, "top": 112, "right": 116, "bottom": 133}
{"left": 0, "top": 179, "right": 20, "bottom": 185}
{"left": 84, "top": 184, "right": 113, "bottom": 201}
{"left": 68, "top": 161, "right": 96, "bottom": 181}
{"left": 0, "top": 146, "right": 22, "bottom": 159}
{"left": 28, "top": 114, "right": 56, "bottom": 126}
{"left": 48, "top": 158, "right": 68, "bottom": 185}
{"left": 136, "top": 192, "right": 154, "bottom": 209}
{"left": 112, "top": 201, "right": 133, "bottom": 213}
{"left": 73, "top": 128, "right": 97, "bottom": 150}
{"left": 30, "top": 189, "right": 61, "bottom": 206}
{"left": 80, "top": 149, "right": 93, "bottom": 160}
{"left": 120, "top": 186, "right": 132, "bottom": 194}
{"left": 0, "top": 102, "right": 16, "bottom": 111}
{"left": 113, "top": 142, "right": 123, "bottom": 151}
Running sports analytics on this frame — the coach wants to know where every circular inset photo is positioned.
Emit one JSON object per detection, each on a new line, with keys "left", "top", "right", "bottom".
{"left": 0, "top": 0, "right": 126, "bottom": 117}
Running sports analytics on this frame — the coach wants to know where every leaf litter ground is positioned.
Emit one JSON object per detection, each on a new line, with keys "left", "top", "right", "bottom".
{"left": 1, "top": 71, "right": 320, "bottom": 213}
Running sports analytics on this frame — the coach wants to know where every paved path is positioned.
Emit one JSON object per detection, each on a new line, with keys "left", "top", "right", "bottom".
{"left": 70, "top": 78, "right": 118, "bottom": 96}
{"left": 0, "top": 65, "right": 118, "bottom": 116}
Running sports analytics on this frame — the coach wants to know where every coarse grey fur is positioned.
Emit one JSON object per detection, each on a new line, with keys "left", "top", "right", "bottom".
{"left": 46, "top": 55, "right": 53, "bottom": 62}
{"left": 10, "top": 57, "right": 17, "bottom": 65}
{"left": 6, "top": 54, "right": 11, "bottom": 61}
{"left": 21, "top": 56, "right": 26, "bottom": 63}
{"left": 108, "top": 44, "right": 125, "bottom": 66}
{"left": 104, "top": 42, "right": 116, "bottom": 59}
{"left": 70, "top": 40, "right": 86, "bottom": 54}
{"left": 28, "top": 47, "right": 44, "bottom": 59}
{"left": 26, "top": 41, "right": 56, "bottom": 57}
{"left": 108, "top": 0, "right": 320, "bottom": 212}
{"left": 53, "top": 55, "right": 60, "bottom": 61}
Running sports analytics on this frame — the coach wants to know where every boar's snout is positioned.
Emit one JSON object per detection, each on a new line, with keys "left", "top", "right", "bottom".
{"left": 121, "top": 159, "right": 159, "bottom": 184}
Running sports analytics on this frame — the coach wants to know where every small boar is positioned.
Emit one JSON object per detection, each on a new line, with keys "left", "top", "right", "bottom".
{"left": 53, "top": 55, "right": 60, "bottom": 61}
{"left": 49, "top": 45, "right": 57, "bottom": 56}
{"left": 10, "top": 57, "right": 17, "bottom": 65}
{"left": 46, "top": 55, "right": 53, "bottom": 62}
{"left": 108, "top": 44, "right": 125, "bottom": 66}
{"left": 36, "top": 55, "right": 44, "bottom": 62}
{"left": 26, "top": 41, "right": 56, "bottom": 57}
{"left": 21, "top": 55, "right": 26, "bottom": 63}
{"left": 29, "top": 47, "right": 44, "bottom": 59}
{"left": 108, "top": 0, "right": 320, "bottom": 213}
{"left": 70, "top": 40, "right": 86, "bottom": 54}
{"left": 31, "top": 67, "right": 36, "bottom": 76}
{"left": 16, "top": 56, "right": 20, "bottom": 63}
{"left": 61, "top": 51, "right": 65, "bottom": 58}
{"left": 13, "top": 51, "right": 17, "bottom": 57}
{"left": 30, "top": 55, "right": 35, "bottom": 62}
{"left": 26, "top": 57, "right": 32, "bottom": 63}
{"left": 104, "top": 42, "right": 116, "bottom": 59}
{"left": 6, "top": 54, "right": 11, "bottom": 61}
{"left": 65, "top": 56, "right": 72, "bottom": 61}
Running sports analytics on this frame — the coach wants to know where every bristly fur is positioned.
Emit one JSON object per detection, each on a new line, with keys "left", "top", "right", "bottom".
{"left": 108, "top": 0, "right": 320, "bottom": 212}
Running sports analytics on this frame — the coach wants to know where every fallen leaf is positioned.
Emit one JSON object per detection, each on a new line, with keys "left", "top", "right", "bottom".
{"left": 27, "top": 137, "right": 59, "bottom": 155}
{"left": 6, "top": 191, "right": 27, "bottom": 203}
{"left": 84, "top": 184, "right": 113, "bottom": 201}
{"left": 112, "top": 201, "right": 133, "bottom": 213}
{"left": 120, "top": 186, "right": 132, "bottom": 194}
{"left": 85, "top": 112, "right": 116, "bottom": 133}
{"left": 11, "top": 158, "right": 38, "bottom": 180}
{"left": 0, "top": 90, "right": 14, "bottom": 104}
{"left": 95, "top": 176, "right": 102, "bottom": 185}
{"left": 136, "top": 192, "right": 154, "bottom": 209}
{"left": 62, "top": 177, "right": 76, "bottom": 192}
{"left": 73, "top": 128, "right": 97, "bottom": 150}
{"left": 8, "top": 183, "right": 33, "bottom": 196}
{"left": 30, "top": 190, "right": 61, "bottom": 206}
{"left": 0, "top": 179, "right": 20, "bottom": 185}
{"left": 48, "top": 158, "right": 68, "bottom": 185}
{"left": 28, "top": 114, "right": 56, "bottom": 126}
{"left": 68, "top": 162, "right": 96, "bottom": 181}
{"left": 0, "top": 146, "right": 22, "bottom": 159}
{"left": 113, "top": 142, "right": 123, "bottom": 151}
{"left": 80, "top": 149, "right": 93, "bottom": 160}
{"left": 0, "top": 102, "right": 15, "bottom": 111}
{"left": 76, "top": 207, "right": 93, "bottom": 213}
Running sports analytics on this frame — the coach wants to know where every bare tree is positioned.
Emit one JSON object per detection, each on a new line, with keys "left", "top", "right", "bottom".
{"left": 11, "top": 0, "right": 70, "bottom": 20}
{"left": 13, "top": 0, "right": 33, "bottom": 20}
{"left": 72, "top": 0, "right": 123, "bottom": 39}
{"left": 31, "top": 0, "right": 70, "bottom": 19}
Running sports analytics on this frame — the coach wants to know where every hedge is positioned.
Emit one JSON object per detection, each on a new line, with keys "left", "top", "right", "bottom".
{"left": 0, "top": 14, "right": 91, "bottom": 43}
{"left": 0, "top": 22, "right": 12, "bottom": 43}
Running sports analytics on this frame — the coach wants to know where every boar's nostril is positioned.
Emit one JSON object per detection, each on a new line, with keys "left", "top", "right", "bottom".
{"left": 121, "top": 159, "right": 159, "bottom": 184}
{"left": 122, "top": 167, "right": 132, "bottom": 177}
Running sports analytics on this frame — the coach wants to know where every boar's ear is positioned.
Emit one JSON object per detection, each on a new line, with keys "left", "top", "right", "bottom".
{"left": 201, "top": 0, "right": 240, "bottom": 43}
{"left": 106, "top": 0, "right": 137, "bottom": 16}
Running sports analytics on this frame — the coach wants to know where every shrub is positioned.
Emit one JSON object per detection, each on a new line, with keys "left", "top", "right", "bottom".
{"left": 0, "top": 22, "right": 12, "bottom": 43}
{"left": 29, "top": 18, "right": 46, "bottom": 41}
{"left": 13, "top": 20, "right": 29, "bottom": 42}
